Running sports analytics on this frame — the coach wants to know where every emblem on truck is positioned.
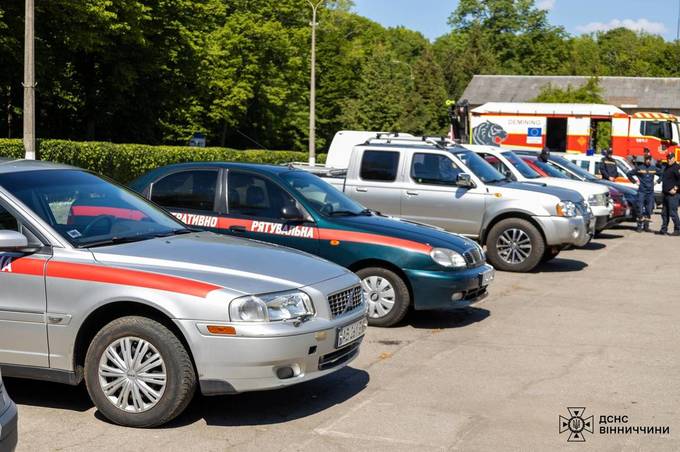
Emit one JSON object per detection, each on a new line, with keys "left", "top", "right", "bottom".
{"left": 472, "top": 121, "right": 508, "bottom": 146}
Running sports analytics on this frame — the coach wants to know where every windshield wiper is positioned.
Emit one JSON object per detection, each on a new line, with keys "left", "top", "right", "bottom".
{"left": 328, "top": 210, "right": 362, "bottom": 216}
{"left": 77, "top": 234, "right": 156, "bottom": 248}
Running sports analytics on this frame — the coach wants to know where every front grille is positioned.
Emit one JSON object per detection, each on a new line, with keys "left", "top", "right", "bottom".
{"left": 463, "top": 247, "right": 485, "bottom": 268}
{"left": 327, "top": 286, "right": 363, "bottom": 318}
{"left": 318, "top": 339, "right": 362, "bottom": 370}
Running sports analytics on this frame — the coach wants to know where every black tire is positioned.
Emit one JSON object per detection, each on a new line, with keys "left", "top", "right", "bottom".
{"left": 84, "top": 316, "right": 196, "bottom": 428}
{"left": 540, "top": 247, "right": 561, "bottom": 263}
{"left": 356, "top": 267, "right": 410, "bottom": 327}
{"left": 485, "top": 218, "right": 545, "bottom": 272}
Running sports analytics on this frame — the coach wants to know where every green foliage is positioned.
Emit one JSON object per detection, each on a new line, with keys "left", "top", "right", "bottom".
{"left": 0, "top": 139, "right": 320, "bottom": 182}
{"left": 532, "top": 77, "right": 605, "bottom": 103}
{"left": 1, "top": 0, "right": 679, "bottom": 150}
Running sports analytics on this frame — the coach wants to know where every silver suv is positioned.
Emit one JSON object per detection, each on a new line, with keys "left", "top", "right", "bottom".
{"left": 301, "top": 135, "right": 592, "bottom": 272}
{"left": 0, "top": 160, "right": 366, "bottom": 427}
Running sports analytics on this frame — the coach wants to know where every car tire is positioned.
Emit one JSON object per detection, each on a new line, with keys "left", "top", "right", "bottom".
{"left": 84, "top": 316, "right": 197, "bottom": 428}
{"left": 356, "top": 267, "right": 410, "bottom": 327}
{"left": 485, "top": 218, "right": 545, "bottom": 272}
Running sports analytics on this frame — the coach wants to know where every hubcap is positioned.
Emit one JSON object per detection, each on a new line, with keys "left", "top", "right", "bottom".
{"left": 496, "top": 228, "right": 533, "bottom": 265}
{"left": 362, "top": 276, "right": 396, "bottom": 318}
{"left": 98, "top": 337, "right": 167, "bottom": 413}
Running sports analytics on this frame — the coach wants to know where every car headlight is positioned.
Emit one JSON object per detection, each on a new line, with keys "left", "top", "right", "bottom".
{"left": 588, "top": 193, "right": 607, "bottom": 207}
{"left": 430, "top": 248, "right": 467, "bottom": 268}
{"left": 229, "top": 290, "right": 314, "bottom": 322}
{"left": 556, "top": 201, "right": 577, "bottom": 217}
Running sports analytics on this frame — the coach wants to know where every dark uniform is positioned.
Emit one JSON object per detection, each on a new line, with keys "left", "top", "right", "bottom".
{"left": 627, "top": 159, "right": 660, "bottom": 231}
{"left": 600, "top": 151, "right": 619, "bottom": 181}
{"left": 659, "top": 153, "right": 680, "bottom": 235}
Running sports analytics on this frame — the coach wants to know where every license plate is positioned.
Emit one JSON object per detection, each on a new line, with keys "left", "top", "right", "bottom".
{"left": 479, "top": 268, "right": 495, "bottom": 287}
{"left": 336, "top": 318, "right": 367, "bottom": 348}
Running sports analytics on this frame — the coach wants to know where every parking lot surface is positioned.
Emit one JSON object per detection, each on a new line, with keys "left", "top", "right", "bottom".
{"left": 8, "top": 219, "right": 680, "bottom": 451}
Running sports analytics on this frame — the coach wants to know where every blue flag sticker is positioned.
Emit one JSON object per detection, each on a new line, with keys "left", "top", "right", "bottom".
{"left": 527, "top": 127, "right": 542, "bottom": 144}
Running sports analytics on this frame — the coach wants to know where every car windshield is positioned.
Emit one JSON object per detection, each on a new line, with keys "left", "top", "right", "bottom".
{"left": 450, "top": 148, "right": 507, "bottom": 183}
{"left": 280, "top": 171, "right": 368, "bottom": 216}
{"left": 502, "top": 151, "right": 541, "bottom": 179}
{"left": 528, "top": 158, "right": 569, "bottom": 179}
{"left": 550, "top": 155, "right": 600, "bottom": 181}
{"left": 0, "top": 169, "right": 188, "bottom": 247}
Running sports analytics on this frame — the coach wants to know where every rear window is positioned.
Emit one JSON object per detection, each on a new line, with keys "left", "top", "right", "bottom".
{"left": 360, "top": 151, "right": 400, "bottom": 182}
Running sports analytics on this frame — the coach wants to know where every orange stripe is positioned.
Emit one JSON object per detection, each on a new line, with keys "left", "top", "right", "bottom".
{"left": 318, "top": 228, "right": 432, "bottom": 254}
{"left": 46, "top": 261, "right": 221, "bottom": 298}
{"left": 4, "top": 257, "right": 46, "bottom": 276}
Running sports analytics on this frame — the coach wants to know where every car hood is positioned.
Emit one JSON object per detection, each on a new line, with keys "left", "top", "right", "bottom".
{"left": 534, "top": 177, "right": 608, "bottom": 196}
{"left": 90, "top": 231, "right": 349, "bottom": 295}
{"left": 491, "top": 181, "right": 584, "bottom": 203}
{"left": 593, "top": 179, "right": 638, "bottom": 197}
{"left": 328, "top": 213, "right": 478, "bottom": 250}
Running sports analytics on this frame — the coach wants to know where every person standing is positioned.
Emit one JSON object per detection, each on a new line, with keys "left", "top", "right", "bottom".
{"left": 627, "top": 154, "right": 660, "bottom": 232}
{"left": 657, "top": 152, "right": 680, "bottom": 236}
{"left": 539, "top": 146, "right": 550, "bottom": 163}
{"left": 600, "top": 149, "right": 618, "bottom": 182}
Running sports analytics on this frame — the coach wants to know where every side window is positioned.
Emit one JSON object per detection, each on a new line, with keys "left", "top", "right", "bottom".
{"left": 360, "top": 151, "right": 400, "bottom": 182}
{"left": 594, "top": 162, "right": 602, "bottom": 174}
{"left": 640, "top": 121, "right": 669, "bottom": 139}
{"left": 411, "top": 153, "right": 462, "bottom": 186}
{"left": 151, "top": 170, "right": 218, "bottom": 211}
{"left": 482, "top": 154, "right": 511, "bottom": 178}
{"left": 580, "top": 160, "right": 590, "bottom": 171}
{"left": 0, "top": 204, "right": 19, "bottom": 231}
{"left": 228, "top": 171, "right": 296, "bottom": 220}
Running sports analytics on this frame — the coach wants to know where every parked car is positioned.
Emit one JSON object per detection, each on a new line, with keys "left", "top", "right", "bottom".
{"left": 130, "top": 163, "right": 495, "bottom": 327}
{"left": 294, "top": 134, "right": 593, "bottom": 272}
{"left": 513, "top": 150, "right": 639, "bottom": 220}
{"left": 0, "top": 160, "right": 366, "bottom": 427}
{"left": 463, "top": 144, "right": 613, "bottom": 232}
{"left": 518, "top": 154, "right": 631, "bottom": 227}
{"left": 0, "top": 370, "right": 17, "bottom": 452}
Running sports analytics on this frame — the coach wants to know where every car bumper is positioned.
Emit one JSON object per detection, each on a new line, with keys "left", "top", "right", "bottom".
{"left": 533, "top": 215, "right": 591, "bottom": 248}
{"left": 404, "top": 264, "right": 495, "bottom": 311}
{"left": 176, "top": 308, "right": 367, "bottom": 396}
{"left": 0, "top": 401, "right": 17, "bottom": 452}
{"left": 594, "top": 215, "right": 609, "bottom": 232}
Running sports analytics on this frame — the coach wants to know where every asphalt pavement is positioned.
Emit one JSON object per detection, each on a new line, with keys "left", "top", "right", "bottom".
{"left": 7, "top": 217, "right": 680, "bottom": 451}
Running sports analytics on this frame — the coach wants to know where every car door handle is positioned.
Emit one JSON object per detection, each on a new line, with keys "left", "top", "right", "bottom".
{"left": 229, "top": 225, "right": 247, "bottom": 233}
{"left": 355, "top": 187, "right": 368, "bottom": 192}
{"left": 406, "top": 191, "right": 419, "bottom": 196}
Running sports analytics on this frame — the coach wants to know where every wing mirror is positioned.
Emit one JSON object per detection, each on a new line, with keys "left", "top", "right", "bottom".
{"left": 456, "top": 173, "right": 475, "bottom": 188}
{"left": 281, "top": 204, "right": 304, "bottom": 222}
{"left": 0, "top": 230, "right": 32, "bottom": 252}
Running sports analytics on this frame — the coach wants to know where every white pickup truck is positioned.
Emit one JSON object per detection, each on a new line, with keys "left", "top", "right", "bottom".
{"left": 295, "top": 132, "right": 593, "bottom": 272}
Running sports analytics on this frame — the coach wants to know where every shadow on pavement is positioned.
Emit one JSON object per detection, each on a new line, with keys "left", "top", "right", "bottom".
{"left": 4, "top": 377, "right": 93, "bottom": 412}
{"left": 533, "top": 258, "right": 588, "bottom": 273}
{"left": 580, "top": 241, "right": 606, "bottom": 250}
{"left": 409, "top": 307, "right": 490, "bottom": 330}
{"left": 159, "top": 366, "right": 369, "bottom": 428}
{"left": 595, "top": 232, "right": 625, "bottom": 239}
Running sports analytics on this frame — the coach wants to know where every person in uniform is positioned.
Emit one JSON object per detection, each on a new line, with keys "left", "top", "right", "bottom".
{"left": 538, "top": 146, "right": 550, "bottom": 163}
{"left": 627, "top": 154, "right": 660, "bottom": 232}
{"left": 600, "top": 149, "right": 618, "bottom": 182}
{"left": 657, "top": 152, "right": 680, "bottom": 236}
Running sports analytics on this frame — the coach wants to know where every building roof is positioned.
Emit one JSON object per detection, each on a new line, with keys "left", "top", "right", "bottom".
{"left": 460, "top": 75, "right": 680, "bottom": 110}
{"left": 471, "top": 102, "right": 625, "bottom": 117}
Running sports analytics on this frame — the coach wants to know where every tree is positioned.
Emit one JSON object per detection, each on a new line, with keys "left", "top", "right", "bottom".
{"left": 532, "top": 77, "right": 605, "bottom": 103}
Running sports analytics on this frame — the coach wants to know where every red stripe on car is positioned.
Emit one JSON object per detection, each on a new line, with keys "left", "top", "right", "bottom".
{"left": 46, "top": 261, "right": 221, "bottom": 298}
{"left": 69, "top": 206, "right": 148, "bottom": 221}
{"left": 318, "top": 229, "right": 432, "bottom": 254}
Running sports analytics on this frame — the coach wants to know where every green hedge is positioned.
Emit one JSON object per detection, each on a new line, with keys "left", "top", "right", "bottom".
{"left": 0, "top": 139, "right": 325, "bottom": 182}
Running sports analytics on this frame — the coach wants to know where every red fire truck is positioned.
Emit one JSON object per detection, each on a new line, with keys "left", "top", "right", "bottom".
{"left": 448, "top": 101, "right": 680, "bottom": 161}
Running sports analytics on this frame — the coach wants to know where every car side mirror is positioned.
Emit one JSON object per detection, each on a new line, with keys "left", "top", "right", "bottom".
{"left": 0, "top": 230, "right": 30, "bottom": 252}
{"left": 281, "top": 204, "right": 304, "bottom": 221}
{"left": 456, "top": 173, "right": 475, "bottom": 188}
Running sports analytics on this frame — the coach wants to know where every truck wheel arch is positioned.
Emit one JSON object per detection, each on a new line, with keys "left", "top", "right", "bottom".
{"left": 72, "top": 301, "right": 197, "bottom": 384}
{"left": 481, "top": 212, "right": 547, "bottom": 246}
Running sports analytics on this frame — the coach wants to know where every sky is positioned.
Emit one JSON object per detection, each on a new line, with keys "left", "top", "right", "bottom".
{"left": 352, "top": 0, "right": 680, "bottom": 41}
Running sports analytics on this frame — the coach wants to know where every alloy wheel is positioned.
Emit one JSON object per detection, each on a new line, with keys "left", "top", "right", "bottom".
{"left": 496, "top": 228, "right": 533, "bottom": 265}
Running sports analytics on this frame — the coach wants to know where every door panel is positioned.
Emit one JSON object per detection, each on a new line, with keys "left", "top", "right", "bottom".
{"left": 0, "top": 203, "right": 49, "bottom": 367}
{"left": 343, "top": 149, "right": 402, "bottom": 215}
{"left": 225, "top": 170, "right": 319, "bottom": 255}
{"left": 401, "top": 152, "right": 487, "bottom": 236}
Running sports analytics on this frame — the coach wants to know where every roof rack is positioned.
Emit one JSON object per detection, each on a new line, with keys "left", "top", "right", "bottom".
{"left": 362, "top": 134, "right": 458, "bottom": 151}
